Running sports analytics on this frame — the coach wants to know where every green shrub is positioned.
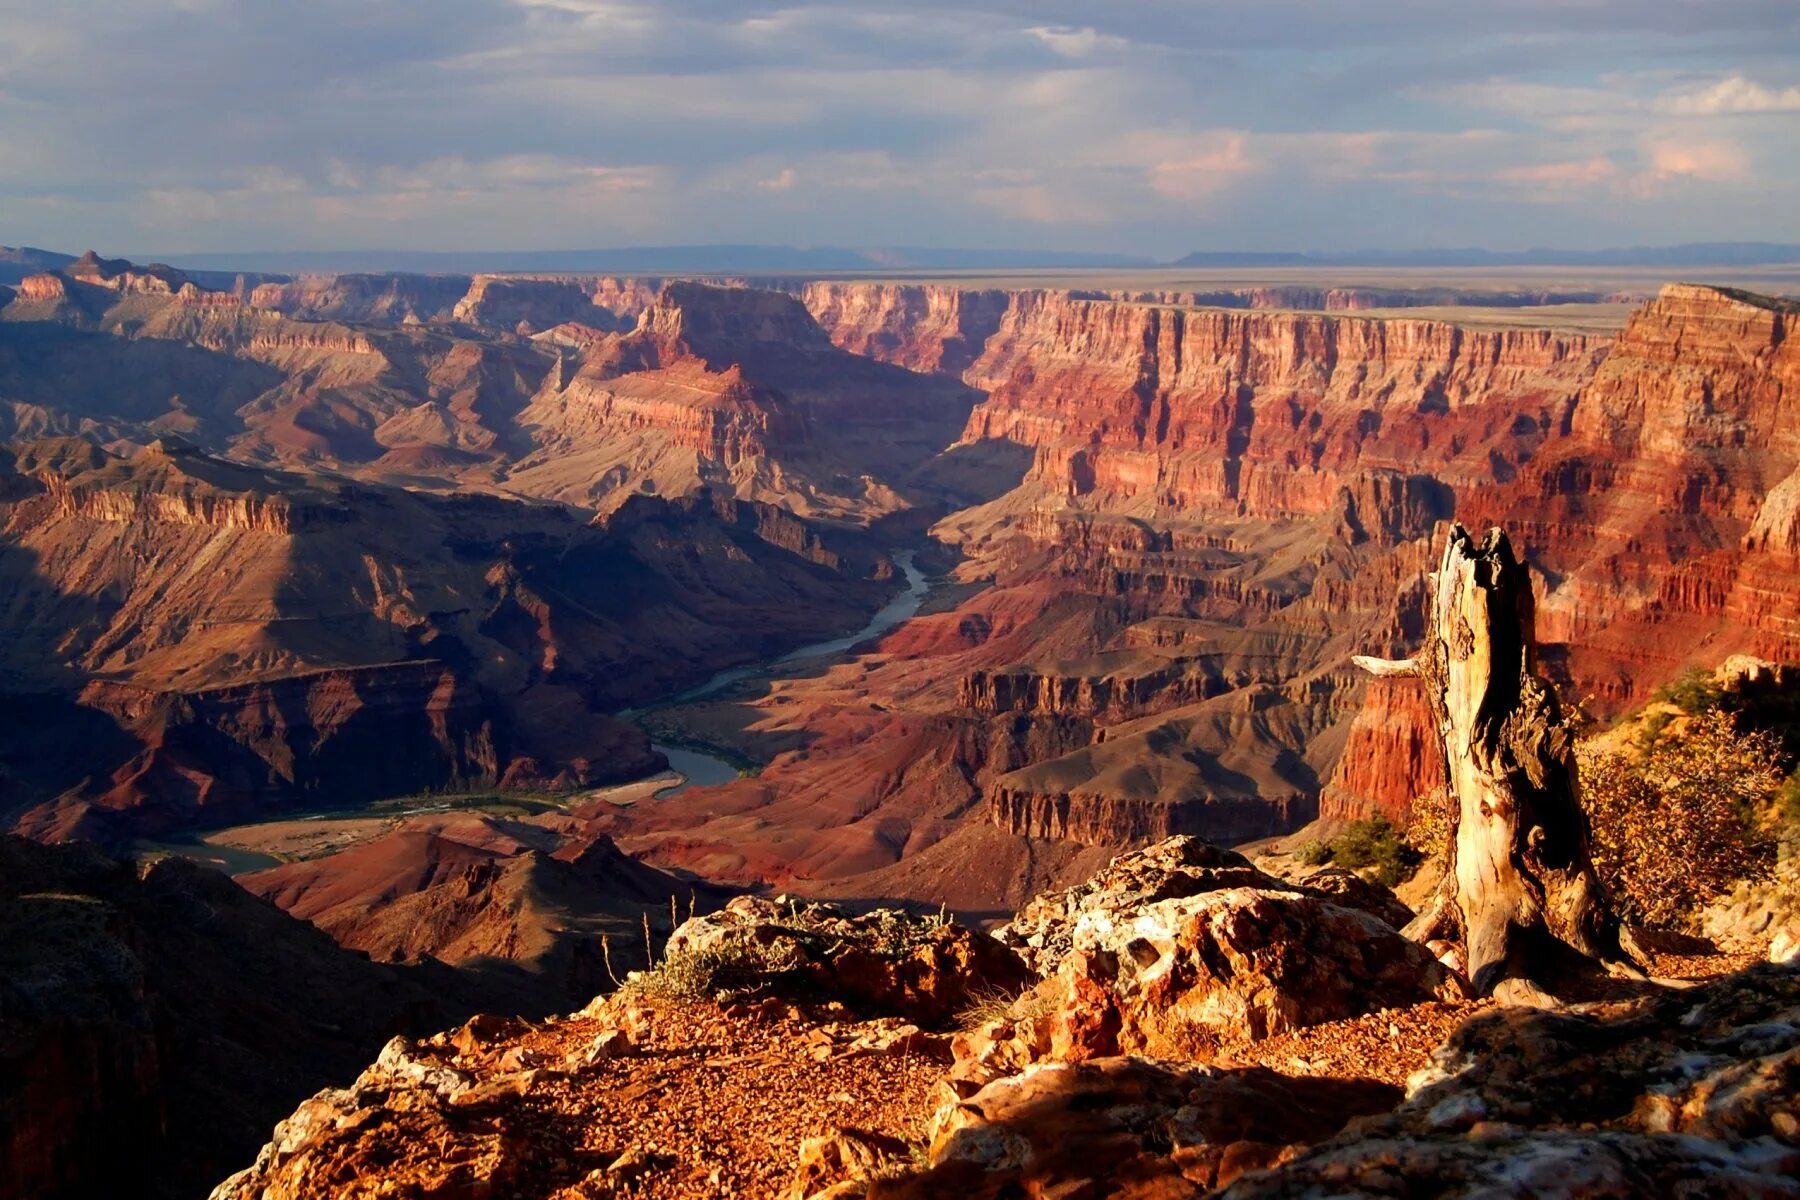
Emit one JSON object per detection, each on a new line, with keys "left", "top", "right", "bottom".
{"left": 1302, "top": 818, "right": 1419, "bottom": 886}
{"left": 1296, "top": 840, "right": 1332, "bottom": 867}
{"left": 1650, "top": 667, "right": 1726, "bottom": 716}
{"left": 1330, "top": 818, "right": 1419, "bottom": 886}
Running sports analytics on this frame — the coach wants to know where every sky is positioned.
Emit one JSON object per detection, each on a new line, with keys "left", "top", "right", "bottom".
{"left": 1, "top": 0, "right": 1798, "bottom": 257}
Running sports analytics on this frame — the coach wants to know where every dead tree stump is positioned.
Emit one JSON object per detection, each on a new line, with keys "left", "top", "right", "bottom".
{"left": 1355, "top": 525, "right": 1636, "bottom": 1002}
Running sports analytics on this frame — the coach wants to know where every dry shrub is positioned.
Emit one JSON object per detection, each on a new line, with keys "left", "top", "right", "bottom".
{"left": 623, "top": 939, "right": 800, "bottom": 1003}
{"left": 1403, "top": 788, "right": 1454, "bottom": 865}
{"left": 953, "top": 983, "right": 1051, "bottom": 1032}
{"left": 1578, "top": 708, "right": 1785, "bottom": 930}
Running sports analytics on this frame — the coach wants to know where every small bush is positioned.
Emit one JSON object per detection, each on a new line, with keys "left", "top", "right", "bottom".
{"left": 1331, "top": 818, "right": 1419, "bottom": 886}
{"left": 1580, "top": 708, "right": 1784, "bottom": 929}
{"left": 1650, "top": 668, "right": 1726, "bottom": 716}
{"left": 623, "top": 938, "right": 798, "bottom": 1003}
{"left": 1403, "top": 789, "right": 1454, "bottom": 864}
{"left": 1303, "top": 818, "right": 1419, "bottom": 886}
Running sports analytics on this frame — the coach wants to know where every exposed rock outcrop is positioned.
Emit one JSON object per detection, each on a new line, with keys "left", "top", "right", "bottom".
{"left": 1, "top": 441, "right": 893, "bottom": 839}
{"left": 662, "top": 895, "right": 1034, "bottom": 1026}
{"left": 960, "top": 291, "right": 1606, "bottom": 516}
{"left": 0, "top": 836, "right": 506, "bottom": 1200}
{"left": 954, "top": 838, "right": 1450, "bottom": 1084}
{"left": 801, "top": 282, "right": 1008, "bottom": 376}
{"left": 243, "top": 831, "right": 700, "bottom": 1010}
{"left": 877, "top": 1058, "right": 1399, "bottom": 1199}
{"left": 1219, "top": 963, "right": 1800, "bottom": 1197}
{"left": 247, "top": 272, "right": 474, "bottom": 325}
{"left": 507, "top": 281, "right": 984, "bottom": 520}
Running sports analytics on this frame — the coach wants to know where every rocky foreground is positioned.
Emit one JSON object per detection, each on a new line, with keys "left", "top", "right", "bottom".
{"left": 211, "top": 838, "right": 1799, "bottom": 1200}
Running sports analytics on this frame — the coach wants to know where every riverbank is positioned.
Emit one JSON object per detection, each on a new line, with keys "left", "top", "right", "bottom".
{"left": 131, "top": 551, "right": 940, "bottom": 871}
{"left": 633, "top": 549, "right": 936, "bottom": 799}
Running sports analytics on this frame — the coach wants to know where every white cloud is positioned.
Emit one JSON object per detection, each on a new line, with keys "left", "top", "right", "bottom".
{"left": 1026, "top": 25, "right": 1130, "bottom": 59}
{"left": 1636, "top": 135, "right": 1749, "bottom": 184}
{"left": 2, "top": 1, "right": 1798, "bottom": 253}
{"left": 1658, "top": 75, "right": 1800, "bottom": 115}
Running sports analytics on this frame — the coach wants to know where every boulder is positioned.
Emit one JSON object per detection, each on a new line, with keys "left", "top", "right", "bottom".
{"left": 1219, "top": 1129, "right": 1800, "bottom": 1198}
{"left": 786, "top": 1128, "right": 912, "bottom": 1200}
{"left": 998, "top": 838, "right": 1287, "bottom": 975}
{"left": 1704, "top": 875, "right": 1800, "bottom": 956}
{"left": 1286, "top": 865, "right": 1415, "bottom": 931}
{"left": 872, "top": 1057, "right": 1398, "bottom": 1199}
{"left": 960, "top": 887, "right": 1462, "bottom": 1083}
{"left": 209, "top": 1037, "right": 531, "bottom": 1200}
{"left": 656, "top": 895, "right": 1034, "bottom": 1027}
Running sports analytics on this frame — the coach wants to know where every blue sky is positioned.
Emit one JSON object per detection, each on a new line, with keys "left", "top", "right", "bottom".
{"left": 2, "top": 1, "right": 1797, "bottom": 256}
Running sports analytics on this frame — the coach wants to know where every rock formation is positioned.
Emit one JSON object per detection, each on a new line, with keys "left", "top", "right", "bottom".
{"left": 0, "top": 835, "right": 513, "bottom": 1200}
{"left": 0, "top": 439, "right": 894, "bottom": 839}
{"left": 243, "top": 830, "right": 702, "bottom": 1009}
{"left": 1218, "top": 964, "right": 1800, "bottom": 1198}
{"left": 506, "top": 281, "right": 985, "bottom": 520}
{"left": 800, "top": 282, "right": 1008, "bottom": 376}
{"left": 955, "top": 838, "right": 1450, "bottom": 1083}
{"left": 661, "top": 894, "right": 1033, "bottom": 1026}
{"left": 197, "top": 831, "right": 1799, "bottom": 1200}
{"left": 884, "top": 1058, "right": 1399, "bottom": 1199}
{"left": 6, "top": 259, "right": 1798, "bottom": 916}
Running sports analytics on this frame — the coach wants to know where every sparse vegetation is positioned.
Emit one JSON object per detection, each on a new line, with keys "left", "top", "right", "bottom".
{"left": 953, "top": 983, "right": 1053, "bottom": 1032}
{"left": 1649, "top": 667, "right": 1726, "bottom": 716}
{"left": 1403, "top": 789, "right": 1454, "bottom": 866}
{"left": 622, "top": 939, "right": 802, "bottom": 1003}
{"left": 1300, "top": 817, "right": 1419, "bottom": 886}
{"left": 1778, "top": 770, "right": 1800, "bottom": 840}
{"left": 861, "top": 904, "right": 952, "bottom": 957}
{"left": 1579, "top": 707, "right": 1785, "bottom": 929}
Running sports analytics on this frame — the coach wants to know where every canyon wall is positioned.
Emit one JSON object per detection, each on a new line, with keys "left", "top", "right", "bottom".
{"left": 800, "top": 282, "right": 1009, "bottom": 375}
{"left": 0, "top": 438, "right": 897, "bottom": 842}
{"left": 0, "top": 835, "right": 510, "bottom": 1200}
{"left": 960, "top": 291, "right": 1608, "bottom": 516}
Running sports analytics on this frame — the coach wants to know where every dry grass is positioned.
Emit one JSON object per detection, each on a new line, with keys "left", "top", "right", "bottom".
{"left": 954, "top": 983, "right": 1055, "bottom": 1032}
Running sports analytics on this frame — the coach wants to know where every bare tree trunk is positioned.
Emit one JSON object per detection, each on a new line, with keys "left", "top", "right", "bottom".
{"left": 1355, "top": 525, "right": 1638, "bottom": 1003}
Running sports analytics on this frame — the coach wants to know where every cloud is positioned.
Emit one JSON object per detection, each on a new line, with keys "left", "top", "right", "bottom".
{"left": 1025, "top": 25, "right": 1130, "bottom": 58}
{"left": 1, "top": 1, "right": 1797, "bottom": 254}
{"left": 1658, "top": 75, "right": 1800, "bottom": 115}
{"left": 1132, "top": 133, "right": 1259, "bottom": 202}
{"left": 1494, "top": 157, "right": 1619, "bottom": 189}
{"left": 1637, "top": 136, "right": 1749, "bottom": 184}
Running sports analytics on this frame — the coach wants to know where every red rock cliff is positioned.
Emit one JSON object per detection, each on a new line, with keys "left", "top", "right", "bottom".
{"left": 960, "top": 291, "right": 1607, "bottom": 517}
{"left": 801, "top": 282, "right": 1008, "bottom": 375}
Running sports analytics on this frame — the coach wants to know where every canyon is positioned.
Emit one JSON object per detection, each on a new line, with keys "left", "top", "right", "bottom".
{"left": 2, "top": 257, "right": 1795, "bottom": 907}
{"left": 3, "top": 249, "right": 1798, "bottom": 1200}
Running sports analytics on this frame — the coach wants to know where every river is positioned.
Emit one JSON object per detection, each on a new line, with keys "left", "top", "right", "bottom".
{"left": 132, "top": 552, "right": 934, "bottom": 869}
{"left": 648, "top": 549, "right": 930, "bottom": 797}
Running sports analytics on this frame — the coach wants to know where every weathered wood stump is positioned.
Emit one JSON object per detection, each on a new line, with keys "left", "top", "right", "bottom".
{"left": 1355, "top": 525, "right": 1637, "bottom": 1002}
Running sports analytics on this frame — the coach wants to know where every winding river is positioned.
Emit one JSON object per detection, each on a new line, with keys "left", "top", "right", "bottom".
{"left": 648, "top": 549, "right": 931, "bottom": 797}
{"left": 132, "top": 552, "right": 934, "bottom": 869}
